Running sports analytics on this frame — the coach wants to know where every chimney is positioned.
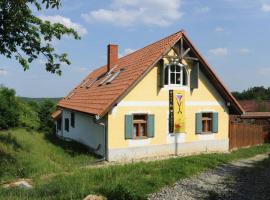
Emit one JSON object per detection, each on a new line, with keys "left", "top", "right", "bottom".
{"left": 107, "top": 44, "right": 118, "bottom": 72}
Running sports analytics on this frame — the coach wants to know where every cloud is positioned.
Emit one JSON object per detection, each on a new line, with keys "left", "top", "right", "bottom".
{"left": 40, "top": 15, "right": 88, "bottom": 36}
{"left": 0, "top": 68, "right": 8, "bottom": 76}
{"left": 74, "top": 67, "right": 89, "bottom": 73}
{"left": 195, "top": 6, "right": 210, "bottom": 13}
{"left": 258, "top": 67, "right": 270, "bottom": 76}
{"left": 262, "top": 3, "right": 270, "bottom": 12}
{"left": 208, "top": 48, "right": 228, "bottom": 56}
{"left": 215, "top": 27, "right": 225, "bottom": 32}
{"left": 239, "top": 48, "right": 250, "bottom": 54}
{"left": 82, "top": 0, "right": 183, "bottom": 27}
{"left": 124, "top": 48, "right": 136, "bottom": 55}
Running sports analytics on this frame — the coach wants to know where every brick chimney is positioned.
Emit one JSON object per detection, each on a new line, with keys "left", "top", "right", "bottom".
{"left": 107, "top": 44, "right": 118, "bottom": 72}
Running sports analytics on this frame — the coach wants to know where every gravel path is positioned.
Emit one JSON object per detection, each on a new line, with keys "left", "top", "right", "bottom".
{"left": 148, "top": 154, "right": 270, "bottom": 200}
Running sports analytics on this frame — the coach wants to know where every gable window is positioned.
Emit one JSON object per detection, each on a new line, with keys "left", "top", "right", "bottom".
{"left": 125, "top": 114, "right": 155, "bottom": 139}
{"left": 164, "top": 63, "right": 188, "bottom": 86}
{"left": 196, "top": 112, "right": 218, "bottom": 134}
{"left": 71, "top": 112, "right": 75, "bottom": 128}
{"left": 65, "top": 118, "right": 69, "bottom": 132}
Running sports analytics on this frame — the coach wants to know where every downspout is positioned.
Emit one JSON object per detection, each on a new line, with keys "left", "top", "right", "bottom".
{"left": 94, "top": 115, "right": 107, "bottom": 161}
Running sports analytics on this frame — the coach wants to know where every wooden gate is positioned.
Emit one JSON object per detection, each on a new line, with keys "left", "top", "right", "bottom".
{"left": 229, "top": 122, "right": 267, "bottom": 150}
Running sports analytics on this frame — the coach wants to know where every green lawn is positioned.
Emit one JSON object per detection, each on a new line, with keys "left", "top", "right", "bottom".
{"left": 0, "top": 129, "right": 270, "bottom": 200}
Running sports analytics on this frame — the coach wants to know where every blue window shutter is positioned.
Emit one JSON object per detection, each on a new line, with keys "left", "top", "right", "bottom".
{"left": 125, "top": 115, "right": 133, "bottom": 139}
{"left": 212, "top": 112, "right": 218, "bottom": 133}
{"left": 191, "top": 62, "right": 199, "bottom": 89}
{"left": 147, "top": 114, "right": 155, "bottom": 138}
{"left": 195, "top": 113, "right": 202, "bottom": 134}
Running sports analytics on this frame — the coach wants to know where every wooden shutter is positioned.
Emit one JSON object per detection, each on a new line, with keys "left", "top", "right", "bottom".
{"left": 158, "top": 60, "right": 164, "bottom": 88}
{"left": 195, "top": 113, "right": 202, "bottom": 134}
{"left": 125, "top": 115, "right": 133, "bottom": 139}
{"left": 147, "top": 114, "right": 155, "bottom": 138}
{"left": 212, "top": 112, "right": 218, "bottom": 133}
{"left": 190, "top": 62, "right": 199, "bottom": 89}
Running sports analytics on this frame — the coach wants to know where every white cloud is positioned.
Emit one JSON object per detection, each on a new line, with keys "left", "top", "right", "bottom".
{"left": 262, "top": 3, "right": 270, "bottom": 12}
{"left": 258, "top": 67, "right": 270, "bottom": 76}
{"left": 123, "top": 48, "right": 136, "bottom": 55}
{"left": 208, "top": 48, "right": 228, "bottom": 56}
{"left": 0, "top": 69, "right": 8, "bottom": 76}
{"left": 82, "top": 0, "right": 183, "bottom": 27}
{"left": 40, "top": 15, "right": 88, "bottom": 36}
{"left": 75, "top": 67, "right": 88, "bottom": 73}
{"left": 215, "top": 27, "right": 225, "bottom": 32}
{"left": 195, "top": 6, "right": 210, "bottom": 13}
{"left": 239, "top": 48, "right": 251, "bottom": 54}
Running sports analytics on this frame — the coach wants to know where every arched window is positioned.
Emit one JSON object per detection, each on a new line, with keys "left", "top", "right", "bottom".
{"left": 164, "top": 63, "right": 188, "bottom": 86}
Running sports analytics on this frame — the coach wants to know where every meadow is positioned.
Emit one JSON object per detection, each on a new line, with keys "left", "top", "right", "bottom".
{"left": 1, "top": 128, "right": 270, "bottom": 200}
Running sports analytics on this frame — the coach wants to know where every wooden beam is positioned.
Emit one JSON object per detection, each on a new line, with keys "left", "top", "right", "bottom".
{"left": 181, "top": 48, "right": 191, "bottom": 59}
{"left": 184, "top": 56, "right": 199, "bottom": 61}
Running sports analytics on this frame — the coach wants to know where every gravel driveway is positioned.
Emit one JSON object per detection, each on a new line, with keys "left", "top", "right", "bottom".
{"left": 148, "top": 154, "right": 270, "bottom": 200}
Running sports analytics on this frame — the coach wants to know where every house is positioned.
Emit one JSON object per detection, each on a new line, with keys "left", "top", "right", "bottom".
{"left": 52, "top": 30, "right": 244, "bottom": 161}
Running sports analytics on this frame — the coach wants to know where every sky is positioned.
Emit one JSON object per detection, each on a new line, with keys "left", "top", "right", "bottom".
{"left": 1, "top": 0, "right": 270, "bottom": 97}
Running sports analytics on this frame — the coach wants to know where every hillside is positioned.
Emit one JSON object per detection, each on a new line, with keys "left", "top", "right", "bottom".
{"left": 18, "top": 97, "right": 62, "bottom": 104}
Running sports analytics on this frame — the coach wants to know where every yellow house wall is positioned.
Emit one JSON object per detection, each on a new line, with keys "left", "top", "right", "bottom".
{"left": 107, "top": 49, "right": 229, "bottom": 150}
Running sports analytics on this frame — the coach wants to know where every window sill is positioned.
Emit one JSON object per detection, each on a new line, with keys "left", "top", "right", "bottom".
{"left": 161, "top": 85, "right": 189, "bottom": 91}
{"left": 199, "top": 132, "right": 216, "bottom": 135}
{"left": 132, "top": 136, "right": 149, "bottom": 140}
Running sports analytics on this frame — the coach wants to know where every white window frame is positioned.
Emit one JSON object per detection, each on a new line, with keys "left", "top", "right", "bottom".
{"left": 163, "top": 62, "right": 189, "bottom": 89}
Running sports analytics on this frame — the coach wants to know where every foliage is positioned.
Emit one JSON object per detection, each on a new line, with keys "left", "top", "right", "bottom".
{"left": 0, "top": 86, "right": 20, "bottom": 129}
{"left": 0, "top": 130, "right": 269, "bottom": 200}
{"left": 0, "top": 0, "right": 80, "bottom": 75}
{"left": 232, "top": 86, "right": 270, "bottom": 100}
{"left": 18, "top": 101, "right": 40, "bottom": 130}
{"left": 38, "top": 100, "right": 56, "bottom": 132}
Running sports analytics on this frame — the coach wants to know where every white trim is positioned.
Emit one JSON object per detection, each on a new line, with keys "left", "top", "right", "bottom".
{"left": 162, "top": 85, "right": 189, "bottom": 91}
{"left": 186, "top": 101, "right": 224, "bottom": 107}
{"left": 118, "top": 101, "right": 169, "bottom": 107}
{"left": 118, "top": 101, "right": 224, "bottom": 107}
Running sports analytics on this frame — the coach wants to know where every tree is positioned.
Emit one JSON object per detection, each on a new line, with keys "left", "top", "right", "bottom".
{"left": 0, "top": 0, "right": 80, "bottom": 75}
{"left": 38, "top": 100, "right": 56, "bottom": 132}
{"left": 0, "top": 86, "right": 20, "bottom": 129}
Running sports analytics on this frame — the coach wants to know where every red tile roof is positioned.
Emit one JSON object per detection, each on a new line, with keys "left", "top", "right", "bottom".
{"left": 238, "top": 100, "right": 270, "bottom": 112}
{"left": 58, "top": 30, "right": 243, "bottom": 117}
{"left": 52, "top": 109, "right": 62, "bottom": 119}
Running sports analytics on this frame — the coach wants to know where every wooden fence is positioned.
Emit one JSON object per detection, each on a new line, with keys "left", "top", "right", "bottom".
{"left": 229, "top": 122, "right": 267, "bottom": 150}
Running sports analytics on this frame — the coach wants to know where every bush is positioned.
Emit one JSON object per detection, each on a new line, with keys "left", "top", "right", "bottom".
{"left": 0, "top": 86, "right": 20, "bottom": 129}
{"left": 38, "top": 100, "right": 56, "bottom": 132}
{"left": 19, "top": 101, "right": 40, "bottom": 130}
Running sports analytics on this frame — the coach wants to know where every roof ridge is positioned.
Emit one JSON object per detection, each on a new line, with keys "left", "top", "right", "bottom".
{"left": 117, "top": 30, "right": 183, "bottom": 60}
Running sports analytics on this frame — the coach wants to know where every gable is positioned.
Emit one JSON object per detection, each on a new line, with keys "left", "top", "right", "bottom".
{"left": 58, "top": 30, "right": 243, "bottom": 117}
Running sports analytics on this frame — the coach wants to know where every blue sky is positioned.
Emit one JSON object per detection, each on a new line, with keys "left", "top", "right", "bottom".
{"left": 1, "top": 0, "right": 270, "bottom": 97}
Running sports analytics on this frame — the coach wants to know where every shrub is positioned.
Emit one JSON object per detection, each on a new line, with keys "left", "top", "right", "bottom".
{"left": 38, "top": 100, "right": 56, "bottom": 132}
{"left": 0, "top": 86, "right": 20, "bottom": 129}
{"left": 19, "top": 101, "right": 40, "bottom": 129}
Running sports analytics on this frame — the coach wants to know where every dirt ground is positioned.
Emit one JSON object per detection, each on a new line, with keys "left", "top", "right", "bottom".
{"left": 149, "top": 154, "right": 270, "bottom": 200}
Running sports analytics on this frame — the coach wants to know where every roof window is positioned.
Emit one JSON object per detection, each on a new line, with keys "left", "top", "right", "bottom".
{"left": 99, "top": 68, "right": 124, "bottom": 86}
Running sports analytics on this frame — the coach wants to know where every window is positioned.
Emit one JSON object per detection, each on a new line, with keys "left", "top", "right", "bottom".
{"left": 202, "top": 113, "right": 212, "bottom": 133}
{"left": 125, "top": 114, "right": 155, "bottom": 139}
{"left": 65, "top": 118, "right": 69, "bottom": 132}
{"left": 164, "top": 63, "right": 188, "bottom": 86}
{"left": 57, "top": 118, "right": 62, "bottom": 131}
{"left": 133, "top": 114, "right": 147, "bottom": 138}
{"left": 71, "top": 112, "right": 75, "bottom": 128}
{"left": 195, "top": 112, "right": 218, "bottom": 134}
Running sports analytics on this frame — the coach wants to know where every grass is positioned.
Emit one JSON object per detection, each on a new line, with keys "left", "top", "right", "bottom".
{"left": 0, "top": 129, "right": 97, "bottom": 183}
{"left": 0, "top": 129, "right": 270, "bottom": 200}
